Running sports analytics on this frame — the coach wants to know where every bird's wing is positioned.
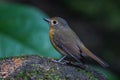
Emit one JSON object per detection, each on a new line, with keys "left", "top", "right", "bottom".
{"left": 53, "top": 37, "right": 83, "bottom": 62}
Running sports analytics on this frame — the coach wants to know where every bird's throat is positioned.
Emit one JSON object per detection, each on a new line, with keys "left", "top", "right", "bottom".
{"left": 49, "top": 27, "right": 55, "bottom": 38}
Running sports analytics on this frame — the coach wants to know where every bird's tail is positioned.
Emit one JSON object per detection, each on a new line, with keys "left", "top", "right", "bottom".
{"left": 80, "top": 45, "right": 109, "bottom": 67}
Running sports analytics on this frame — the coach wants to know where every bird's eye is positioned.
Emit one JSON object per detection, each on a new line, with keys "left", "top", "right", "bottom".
{"left": 53, "top": 21, "right": 57, "bottom": 24}
{"left": 51, "top": 20, "right": 58, "bottom": 25}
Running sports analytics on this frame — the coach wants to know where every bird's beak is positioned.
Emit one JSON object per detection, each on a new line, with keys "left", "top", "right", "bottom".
{"left": 43, "top": 18, "right": 50, "bottom": 23}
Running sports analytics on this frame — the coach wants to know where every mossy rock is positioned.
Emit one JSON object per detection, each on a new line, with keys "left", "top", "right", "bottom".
{"left": 0, "top": 56, "right": 107, "bottom": 80}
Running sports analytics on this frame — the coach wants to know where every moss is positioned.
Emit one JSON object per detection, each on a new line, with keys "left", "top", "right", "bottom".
{"left": 77, "top": 68, "right": 98, "bottom": 80}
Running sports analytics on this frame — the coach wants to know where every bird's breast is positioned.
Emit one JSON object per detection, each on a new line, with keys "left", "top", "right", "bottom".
{"left": 49, "top": 27, "right": 67, "bottom": 56}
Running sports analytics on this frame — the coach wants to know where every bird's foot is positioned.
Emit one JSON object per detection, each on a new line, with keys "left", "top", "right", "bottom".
{"left": 51, "top": 59, "right": 69, "bottom": 65}
{"left": 51, "top": 56, "right": 68, "bottom": 64}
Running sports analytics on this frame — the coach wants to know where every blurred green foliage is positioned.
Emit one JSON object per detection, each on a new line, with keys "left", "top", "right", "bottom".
{"left": 64, "top": 0, "right": 120, "bottom": 30}
{"left": 92, "top": 66, "right": 119, "bottom": 80}
{"left": 0, "top": 3, "right": 61, "bottom": 58}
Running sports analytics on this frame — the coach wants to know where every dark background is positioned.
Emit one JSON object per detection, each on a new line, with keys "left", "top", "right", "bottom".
{"left": 5, "top": 0, "right": 120, "bottom": 78}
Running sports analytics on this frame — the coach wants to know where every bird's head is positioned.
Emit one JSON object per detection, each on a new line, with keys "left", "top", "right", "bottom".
{"left": 44, "top": 17, "right": 69, "bottom": 30}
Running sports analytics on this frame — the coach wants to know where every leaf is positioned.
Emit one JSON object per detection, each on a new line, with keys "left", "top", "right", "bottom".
{"left": 0, "top": 3, "right": 61, "bottom": 58}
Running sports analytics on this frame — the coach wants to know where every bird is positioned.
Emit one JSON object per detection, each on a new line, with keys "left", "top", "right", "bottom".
{"left": 44, "top": 17, "right": 109, "bottom": 67}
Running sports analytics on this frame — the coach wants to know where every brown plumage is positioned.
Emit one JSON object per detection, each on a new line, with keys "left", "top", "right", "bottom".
{"left": 44, "top": 17, "right": 109, "bottom": 67}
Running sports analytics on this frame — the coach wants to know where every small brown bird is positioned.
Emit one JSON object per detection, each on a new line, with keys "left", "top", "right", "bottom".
{"left": 44, "top": 17, "right": 109, "bottom": 67}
